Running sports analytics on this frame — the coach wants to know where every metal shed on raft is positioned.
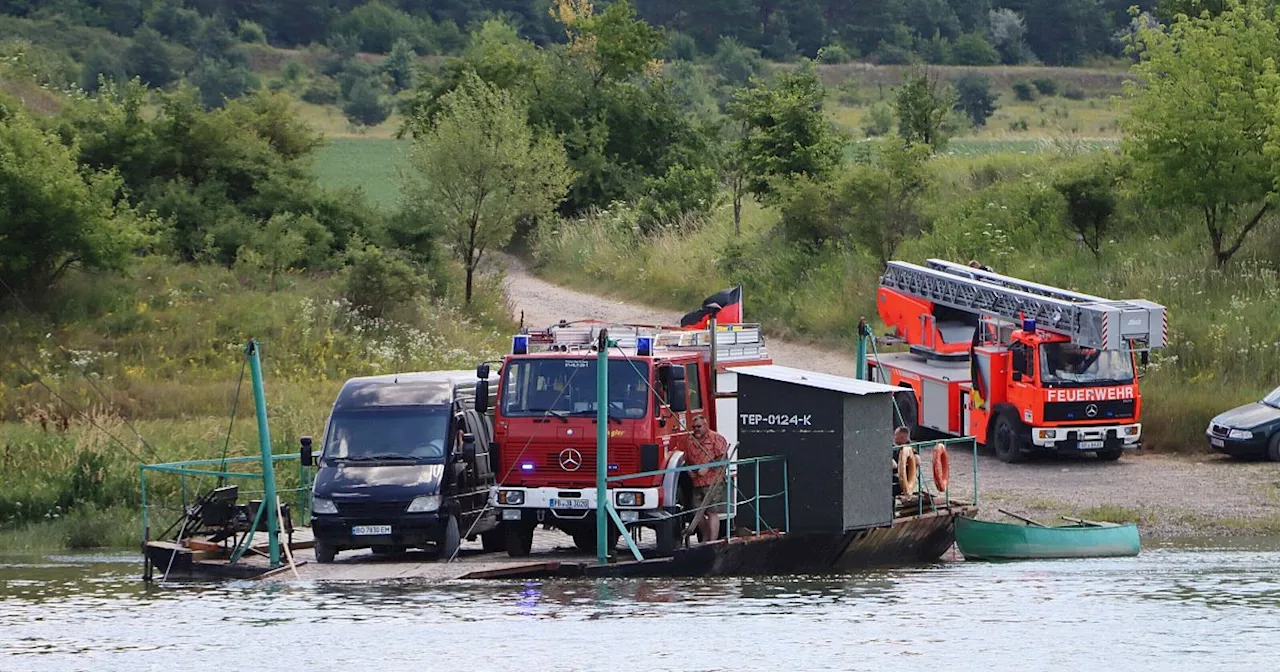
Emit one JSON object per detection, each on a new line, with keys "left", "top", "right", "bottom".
{"left": 732, "top": 365, "right": 901, "bottom": 534}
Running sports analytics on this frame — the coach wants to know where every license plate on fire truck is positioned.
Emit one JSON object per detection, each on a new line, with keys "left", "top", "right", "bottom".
{"left": 1078, "top": 440, "right": 1105, "bottom": 449}
{"left": 549, "top": 498, "right": 590, "bottom": 509}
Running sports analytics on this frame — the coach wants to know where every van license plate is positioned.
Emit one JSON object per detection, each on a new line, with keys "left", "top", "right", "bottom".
{"left": 1079, "top": 440, "right": 1105, "bottom": 449}
{"left": 351, "top": 525, "right": 391, "bottom": 536}
{"left": 1210, "top": 438, "right": 1225, "bottom": 448}
{"left": 549, "top": 498, "right": 590, "bottom": 509}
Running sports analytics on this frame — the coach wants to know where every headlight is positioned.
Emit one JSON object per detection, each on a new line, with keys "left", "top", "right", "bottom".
{"left": 1227, "top": 429, "right": 1254, "bottom": 440}
{"left": 311, "top": 496, "right": 337, "bottom": 515}
{"left": 615, "top": 491, "right": 644, "bottom": 507}
{"left": 1036, "top": 429, "right": 1058, "bottom": 440}
{"left": 1123, "top": 425, "right": 1140, "bottom": 436}
{"left": 407, "top": 495, "right": 442, "bottom": 512}
{"left": 497, "top": 490, "right": 524, "bottom": 505}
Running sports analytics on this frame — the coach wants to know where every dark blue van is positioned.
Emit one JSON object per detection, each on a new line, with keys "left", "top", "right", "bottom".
{"left": 301, "top": 370, "right": 501, "bottom": 563}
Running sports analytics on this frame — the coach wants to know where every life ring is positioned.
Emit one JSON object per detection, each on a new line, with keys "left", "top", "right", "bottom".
{"left": 897, "top": 446, "right": 918, "bottom": 495}
{"left": 932, "top": 443, "right": 950, "bottom": 492}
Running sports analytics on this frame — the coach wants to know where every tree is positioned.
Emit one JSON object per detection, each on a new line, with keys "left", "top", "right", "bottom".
{"left": 844, "top": 137, "right": 932, "bottom": 262}
{"left": 1055, "top": 156, "right": 1120, "bottom": 259}
{"left": 951, "top": 32, "right": 1000, "bottom": 65}
{"left": 728, "top": 62, "right": 845, "bottom": 203}
{"left": 551, "top": 0, "right": 667, "bottom": 85}
{"left": 0, "top": 109, "right": 139, "bottom": 298}
{"left": 190, "top": 57, "right": 260, "bottom": 109}
{"left": 954, "top": 73, "right": 998, "bottom": 127}
{"left": 79, "top": 43, "right": 124, "bottom": 93}
{"left": 383, "top": 38, "right": 416, "bottom": 93}
{"left": 894, "top": 68, "right": 956, "bottom": 152}
{"left": 404, "top": 74, "right": 573, "bottom": 304}
{"left": 124, "top": 26, "right": 177, "bottom": 89}
{"left": 343, "top": 77, "right": 389, "bottom": 127}
{"left": 1123, "top": 1, "right": 1278, "bottom": 266}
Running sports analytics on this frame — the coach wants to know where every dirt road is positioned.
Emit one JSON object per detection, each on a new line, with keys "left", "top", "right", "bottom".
{"left": 495, "top": 256, "right": 1280, "bottom": 539}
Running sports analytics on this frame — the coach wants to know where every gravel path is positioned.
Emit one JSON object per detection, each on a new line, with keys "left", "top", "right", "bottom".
{"left": 492, "top": 255, "right": 1280, "bottom": 539}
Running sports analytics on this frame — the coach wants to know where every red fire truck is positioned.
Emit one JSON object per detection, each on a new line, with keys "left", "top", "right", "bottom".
{"left": 478, "top": 321, "right": 771, "bottom": 557}
{"left": 869, "top": 259, "right": 1167, "bottom": 463}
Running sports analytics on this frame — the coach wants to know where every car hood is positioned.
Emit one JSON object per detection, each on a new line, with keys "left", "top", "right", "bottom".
{"left": 1212, "top": 402, "right": 1280, "bottom": 430}
{"left": 313, "top": 463, "right": 444, "bottom": 500}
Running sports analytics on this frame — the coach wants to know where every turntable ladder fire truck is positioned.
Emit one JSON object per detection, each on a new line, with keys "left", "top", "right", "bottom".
{"left": 482, "top": 321, "right": 772, "bottom": 557}
{"left": 869, "top": 258, "right": 1167, "bottom": 463}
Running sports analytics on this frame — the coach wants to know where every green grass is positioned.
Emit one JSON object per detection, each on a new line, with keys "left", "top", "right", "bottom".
{"left": 0, "top": 257, "right": 514, "bottom": 546}
{"left": 313, "top": 138, "right": 411, "bottom": 210}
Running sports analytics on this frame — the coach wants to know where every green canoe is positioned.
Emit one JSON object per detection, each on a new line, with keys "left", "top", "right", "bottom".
{"left": 955, "top": 514, "right": 1141, "bottom": 561}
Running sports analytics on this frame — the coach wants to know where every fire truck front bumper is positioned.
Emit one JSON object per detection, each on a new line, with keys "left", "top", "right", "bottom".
{"left": 490, "top": 486, "right": 662, "bottom": 524}
{"left": 1029, "top": 423, "right": 1141, "bottom": 451}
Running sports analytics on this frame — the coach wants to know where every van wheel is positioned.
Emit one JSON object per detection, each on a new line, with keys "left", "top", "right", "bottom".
{"left": 1267, "top": 434, "right": 1280, "bottom": 462}
{"left": 439, "top": 514, "right": 461, "bottom": 559}
{"left": 481, "top": 528, "right": 506, "bottom": 553}
{"left": 992, "top": 414, "right": 1026, "bottom": 464}
{"left": 314, "top": 539, "right": 336, "bottom": 564}
{"left": 505, "top": 523, "right": 534, "bottom": 557}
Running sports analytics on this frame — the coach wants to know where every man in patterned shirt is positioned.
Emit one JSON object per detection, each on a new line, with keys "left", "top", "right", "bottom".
{"left": 686, "top": 413, "right": 729, "bottom": 542}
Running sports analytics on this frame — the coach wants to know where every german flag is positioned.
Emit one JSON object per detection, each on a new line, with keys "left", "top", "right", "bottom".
{"left": 680, "top": 285, "right": 743, "bottom": 329}
{"left": 970, "top": 324, "right": 986, "bottom": 410}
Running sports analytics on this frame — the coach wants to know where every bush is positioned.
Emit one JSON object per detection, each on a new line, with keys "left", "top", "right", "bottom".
{"left": 1012, "top": 81, "right": 1036, "bottom": 101}
{"left": 343, "top": 77, "right": 389, "bottom": 126}
{"left": 951, "top": 33, "right": 1000, "bottom": 66}
{"left": 1063, "top": 86, "right": 1087, "bottom": 100}
{"left": 817, "top": 43, "right": 852, "bottom": 64}
{"left": 954, "top": 73, "right": 998, "bottom": 127}
{"left": 237, "top": 20, "right": 267, "bottom": 44}
{"left": 342, "top": 244, "right": 425, "bottom": 318}
{"left": 190, "top": 57, "right": 260, "bottom": 109}
{"left": 664, "top": 31, "right": 698, "bottom": 61}
{"left": 302, "top": 77, "right": 340, "bottom": 105}
{"left": 1032, "top": 77, "right": 1059, "bottom": 96}
{"left": 873, "top": 41, "right": 914, "bottom": 65}
{"left": 711, "top": 37, "right": 762, "bottom": 86}
{"left": 637, "top": 163, "right": 720, "bottom": 232}
{"left": 862, "top": 102, "right": 894, "bottom": 137}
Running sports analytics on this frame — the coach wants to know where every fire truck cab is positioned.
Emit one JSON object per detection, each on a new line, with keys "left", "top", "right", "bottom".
{"left": 480, "top": 321, "right": 771, "bottom": 557}
{"left": 869, "top": 259, "right": 1167, "bottom": 463}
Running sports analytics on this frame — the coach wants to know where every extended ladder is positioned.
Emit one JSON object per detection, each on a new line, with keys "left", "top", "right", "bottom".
{"left": 880, "top": 259, "right": 1167, "bottom": 351}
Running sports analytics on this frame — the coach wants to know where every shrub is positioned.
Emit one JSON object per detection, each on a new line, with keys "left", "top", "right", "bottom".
{"left": 664, "top": 31, "right": 698, "bottom": 61}
{"left": 862, "top": 102, "right": 894, "bottom": 137}
{"left": 954, "top": 73, "right": 998, "bottom": 127}
{"left": 343, "top": 77, "right": 389, "bottom": 126}
{"left": 1063, "top": 86, "right": 1086, "bottom": 100}
{"left": 1032, "top": 77, "right": 1058, "bottom": 96}
{"left": 342, "top": 244, "right": 425, "bottom": 318}
{"left": 817, "top": 43, "right": 852, "bottom": 64}
{"left": 237, "top": 20, "right": 267, "bottom": 44}
{"left": 1012, "top": 81, "right": 1036, "bottom": 101}
{"left": 951, "top": 32, "right": 1000, "bottom": 65}
{"left": 302, "top": 77, "right": 340, "bottom": 105}
{"left": 711, "top": 37, "right": 762, "bottom": 86}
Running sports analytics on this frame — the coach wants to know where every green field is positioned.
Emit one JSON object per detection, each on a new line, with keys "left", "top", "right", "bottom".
{"left": 313, "top": 138, "right": 411, "bottom": 210}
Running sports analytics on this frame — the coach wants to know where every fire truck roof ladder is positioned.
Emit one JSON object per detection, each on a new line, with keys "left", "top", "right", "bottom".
{"left": 530, "top": 322, "right": 770, "bottom": 363}
{"left": 880, "top": 260, "right": 1167, "bottom": 351}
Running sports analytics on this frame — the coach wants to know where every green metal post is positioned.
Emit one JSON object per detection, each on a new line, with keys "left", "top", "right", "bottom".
{"left": 139, "top": 466, "right": 148, "bottom": 543}
{"left": 855, "top": 317, "right": 868, "bottom": 380}
{"left": 245, "top": 340, "right": 280, "bottom": 568}
{"left": 596, "top": 329, "right": 610, "bottom": 566}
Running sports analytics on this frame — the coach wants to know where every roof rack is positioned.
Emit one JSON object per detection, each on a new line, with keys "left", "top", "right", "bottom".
{"left": 519, "top": 320, "right": 770, "bottom": 363}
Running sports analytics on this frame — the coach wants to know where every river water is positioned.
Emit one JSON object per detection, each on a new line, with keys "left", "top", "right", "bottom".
{"left": 2, "top": 538, "right": 1278, "bottom": 672}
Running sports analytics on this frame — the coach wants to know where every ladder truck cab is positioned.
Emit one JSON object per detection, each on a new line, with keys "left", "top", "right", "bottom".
{"left": 870, "top": 259, "right": 1167, "bottom": 463}
{"left": 479, "top": 321, "right": 771, "bottom": 558}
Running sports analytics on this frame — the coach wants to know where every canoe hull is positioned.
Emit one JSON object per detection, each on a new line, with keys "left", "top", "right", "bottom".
{"left": 955, "top": 516, "right": 1140, "bottom": 560}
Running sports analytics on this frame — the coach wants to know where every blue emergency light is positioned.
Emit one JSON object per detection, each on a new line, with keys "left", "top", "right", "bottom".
{"left": 1022, "top": 318, "right": 1036, "bottom": 334}
{"left": 636, "top": 336, "right": 653, "bottom": 356}
{"left": 512, "top": 334, "right": 529, "bottom": 354}
{"left": 521, "top": 462, "right": 534, "bottom": 471}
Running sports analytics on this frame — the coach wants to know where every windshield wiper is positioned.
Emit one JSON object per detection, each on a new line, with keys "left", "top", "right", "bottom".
{"left": 336, "top": 454, "right": 418, "bottom": 462}
{"left": 570, "top": 408, "right": 623, "bottom": 424}
{"left": 529, "top": 408, "right": 569, "bottom": 423}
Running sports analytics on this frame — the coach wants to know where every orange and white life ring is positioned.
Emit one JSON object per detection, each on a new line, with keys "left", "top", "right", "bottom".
{"left": 897, "top": 446, "right": 918, "bottom": 495}
{"left": 932, "top": 443, "right": 950, "bottom": 492}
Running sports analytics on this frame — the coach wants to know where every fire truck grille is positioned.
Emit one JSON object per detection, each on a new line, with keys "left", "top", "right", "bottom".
{"left": 1042, "top": 399, "right": 1136, "bottom": 423}
{"left": 521, "top": 446, "right": 643, "bottom": 482}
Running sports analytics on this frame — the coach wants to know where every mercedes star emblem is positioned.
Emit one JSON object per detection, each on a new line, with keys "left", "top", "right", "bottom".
{"left": 558, "top": 448, "right": 583, "bottom": 471}
{"left": 1085, "top": 404, "right": 1099, "bottom": 418}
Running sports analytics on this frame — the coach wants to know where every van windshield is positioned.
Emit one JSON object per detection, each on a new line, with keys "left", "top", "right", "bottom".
{"left": 501, "top": 358, "right": 651, "bottom": 419}
{"left": 1039, "top": 343, "right": 1134, "bottom": 386}
{"left": 1264, "top": 386, "right": 1280, "bottom": 409}
{"left": 323, "top": 407, "right": 449, "bottom": 464}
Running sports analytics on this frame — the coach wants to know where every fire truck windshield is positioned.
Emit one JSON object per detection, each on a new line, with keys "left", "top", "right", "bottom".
{"left": 501, "top": 358, "right": 651, "bottom": 419}
{"left": 1039, "top": 343, "right": 1134, "bottom": 386}
{"left": 323, "top": 407, "right": 449, "bottom": 463}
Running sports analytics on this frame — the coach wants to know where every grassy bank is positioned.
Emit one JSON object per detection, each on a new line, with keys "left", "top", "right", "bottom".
{"left": 529, "top": 150, "right": 1280, "bottom": 454}
{"left": 0, "top": 257, "right": 513, "bottom": 549}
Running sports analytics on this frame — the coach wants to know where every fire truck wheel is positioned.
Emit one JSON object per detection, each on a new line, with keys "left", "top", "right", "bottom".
{"left": 481, "top": 528, "right": 506, "bottom": 552}
{"left": 991, "top": 414, "right": 1026, "bottom": 464}
{"left": 655, "top": 518, "right": 677, "bottom": 556}
{"left": 894, "top": 389, "right": 920, "bottom": 437}
{"left": 505, "top": 522, "right": 535, "bottom": 557}
{"left": 572, "top": 527, "right": 621, "bottom": 553}
{"left": 1095, "top": 447, "right": 1123, "bottom": 461}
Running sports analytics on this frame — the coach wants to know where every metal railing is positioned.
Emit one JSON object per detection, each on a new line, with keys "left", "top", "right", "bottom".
{"left": 895, "top": 436, "right": 979, "bottom": 517}
{"left": 139, "top": 453, "right": 311, "bottom": 564}
{"left": 601, "top": 454, "right": 789, "bottom": 562}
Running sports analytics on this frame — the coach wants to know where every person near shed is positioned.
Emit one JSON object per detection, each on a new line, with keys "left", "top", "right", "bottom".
{"left": 892, "top": 426, "right": 911, "bottom": 497}
{"left": 687, "top": 413, "right": 729, "bottom": 542}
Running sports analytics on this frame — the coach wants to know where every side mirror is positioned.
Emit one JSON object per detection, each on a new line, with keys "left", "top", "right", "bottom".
{"left": 475, "top": 379, "right": 490, "bottom": 414}
{"left": 669, "top": 365, "right": 686, "bottom": 381}
{"left": 462, "top": 433, "right": 477, "bottom": 460}
{"left": 1140, "top": 351, "right": 1149, "bottom": 366}
{"left": 476, "top": 363, "right": 490, "bottom": 379}
{"left": 300, "top": 436, "right": 315, "bottom": 467}
{"left": 669, "top": 380, "right": 688, "bottom": 413}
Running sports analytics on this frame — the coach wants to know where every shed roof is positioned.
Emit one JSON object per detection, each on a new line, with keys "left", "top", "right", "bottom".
{"left": 729, "top": 364, "right": 901, "bottom": 396}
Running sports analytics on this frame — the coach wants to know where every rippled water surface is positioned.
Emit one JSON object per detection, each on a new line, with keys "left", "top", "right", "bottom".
{"left": 3, "top": 538, "right": 1279, "bottom": 671}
